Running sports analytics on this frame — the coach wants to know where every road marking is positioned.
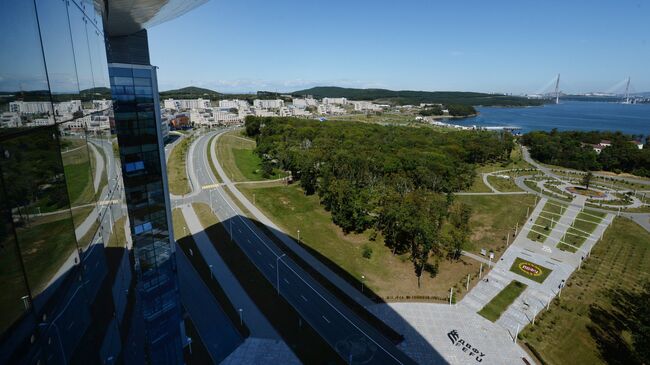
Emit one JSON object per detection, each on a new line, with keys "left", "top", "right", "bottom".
{"left": 322, "top": 315, "right": 330, "bottom": 324}
{"left": 300, "top": 295, "right": 308, "bottom": 302}
{"left": 283, "top": 278, "right": 290, "bottom": 284}
{"left": 247, "top": 239, "right": 251, "bottom": 244}
{"left": 256, "top": 250, "right": 261, "bottom": 256}
{"left": 238, "top": 229, "right": 242, "bottom": 233}
{"left": 269, "top": 263, "right": 274, "bottom": 269}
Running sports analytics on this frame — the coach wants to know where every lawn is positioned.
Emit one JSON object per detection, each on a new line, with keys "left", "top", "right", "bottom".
{"left": 61, "top": 140, "right": 95, "bottom": 208}
{"left": 486, "top": 175, "right": 523, "bottom": 192}
{"left": 237, "top": 183, "right": 485, "bottom": 302}
{"left": 560, "top": 210, "right": 605, "bottom": 251}
{"left": 168, "top": 135, "right": 192, "bottom": 195}
{"left": 107, "top": 216, "right": 128, "bottom": 248}
{"left": 520, "top": 217, "right": 650, "bottom": 364}
{"left": 476, "top": 145, "right": 534, "bottom": 173}
{"left": 478, "top": 280, "right": 528, "bottom": 322}
{"left": 509, "top": 257, "right": 552, "bottom": 283}
{"left": 456, "top": 194, "right": 536, "bottom": 259}
{"left": 464, "top": 175, "right": 492, "bottom": 192}
{"left": 215, "top": 131, "right": 284, "bottom": 182}
{"left": 527, "top": 201, "right": 567, "bottom": 243}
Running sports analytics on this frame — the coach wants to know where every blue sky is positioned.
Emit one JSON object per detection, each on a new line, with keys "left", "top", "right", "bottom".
{"left": 148, "top": 0, "right": 650, "bottom": 94}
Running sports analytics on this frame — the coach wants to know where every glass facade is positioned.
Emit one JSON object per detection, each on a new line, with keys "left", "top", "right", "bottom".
{"left": 110, "top": 63, "right": 183, "bottom": 364}
{"left": 0, "top": 0, "right": 130, "bottom": 363}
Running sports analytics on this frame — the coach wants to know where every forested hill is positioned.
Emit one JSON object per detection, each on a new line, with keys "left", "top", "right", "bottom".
{"left": 160, "top": 86, "right": 223, "bottom": 100}
{"left": 291, "top": 86, "right": 543, "bottom": 106}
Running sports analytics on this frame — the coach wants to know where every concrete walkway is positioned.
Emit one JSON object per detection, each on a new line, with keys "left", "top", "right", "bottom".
{"left": 220, "top": 338, "right": 299, "bottom": 365}
{"left": 180, "top": 204, "right": 279, "bottom": 339}
{"left": 88, "top": 142, "right": 104, "bottom": 193}
{"left": 460, "top": 193, "right": 616, "bottom": 340}
{"left": 176, "top": 245, "right": 243, "bottom": 363}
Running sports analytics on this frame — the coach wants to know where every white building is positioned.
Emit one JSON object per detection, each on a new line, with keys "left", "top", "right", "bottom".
{"left": 0, "top": 112, "right": 21, "bottom": 128}
{"left": 9, "top": 100, "right": 82, "bottom": 115}
{"left": 253, "top": 109, "right": 276, "bottom": 117}
{"left": 214, "top": 111, "right": 241, "bottom": 125}
{"left": 322, "top": 97, "right": 347, "bottom": 105}
{"left": 318, "top": 104, "right": 345, "bottom": 115}
{"left": 10, "top": 101, "right": 52, "bottom": 114}
{"left": 351, "top": 100, "right": 382, "bottom": 112}
{"left": 163, "top": 98, "right": 211, "bottom": 110}
{"left": 93, "top": 99, "right": 112, "bottom": 110}
{"left": 219, "top": 99, "right": 250, "bottom": 110}
{"left": 253, "top": 99, "right": 284, "bottom": 109}
{"left": 26, "top": 116, "right": 56, "bottom": 127}
{"left": 292, "top": 97, "right": 318, "bottom": 108}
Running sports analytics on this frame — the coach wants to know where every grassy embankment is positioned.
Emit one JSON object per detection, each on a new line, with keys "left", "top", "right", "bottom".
{"left": 478, "top": 280, "right": 528, "bottom": 322}
{"left": 520, "top": 217, "right": 650, "bottom": 365}
{"left": 168, "top": 135, "right": 193, "bottom": 195}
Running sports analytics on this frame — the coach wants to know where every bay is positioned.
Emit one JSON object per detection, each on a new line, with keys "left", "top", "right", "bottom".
{"left": 456, "top": 101, "right": 650, "bottom": 136}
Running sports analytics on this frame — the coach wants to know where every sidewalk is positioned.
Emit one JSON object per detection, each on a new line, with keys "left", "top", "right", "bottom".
{"left": 180, "top": 205, "right": 278, "bottom": 339}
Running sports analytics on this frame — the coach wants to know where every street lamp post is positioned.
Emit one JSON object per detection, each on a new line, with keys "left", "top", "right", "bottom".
{"left": 209, "top": 264, "right": 213, "bottom": 279}
{"left": 297, "top": 229, "right": 301, "bottom": 243}
{"left": 238, "top": 308, "right": 243, "bottom": 326}
{"left": 361, "top": 275, "right": 365, "bottom": 293}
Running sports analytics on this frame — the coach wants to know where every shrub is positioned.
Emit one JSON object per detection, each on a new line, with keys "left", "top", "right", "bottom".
{"left": 362, "top": 245, "right": 373, "bottom": 259}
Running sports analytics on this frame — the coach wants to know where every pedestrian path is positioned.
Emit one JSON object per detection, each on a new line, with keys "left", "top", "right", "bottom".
{"left": 460, "top": 194, "right": 616, "bottom": 340}
{"left": 220, "top": 338, "right": 299, "bottom": 365}
{"left": 180, "top": 204, "right": 279, "bottom": 339}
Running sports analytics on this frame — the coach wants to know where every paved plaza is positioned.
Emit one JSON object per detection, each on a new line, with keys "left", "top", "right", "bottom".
{"left": 369, "top": 303, "right": 534, "bottom": 365}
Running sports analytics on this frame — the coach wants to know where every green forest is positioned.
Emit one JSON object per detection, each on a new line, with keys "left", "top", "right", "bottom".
{"left": 521, "top": 130, "right": 650, "bottom": 177}
{"left": 291, "top": 86, "right": 544, "bottom": 107}
{"left": 245, "top": 116, "right": 513, "bottom": 282}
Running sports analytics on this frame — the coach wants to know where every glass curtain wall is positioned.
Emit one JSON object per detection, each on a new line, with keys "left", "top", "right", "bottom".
{"left": 0, "top": 0, "right": 127, "bottom": 362}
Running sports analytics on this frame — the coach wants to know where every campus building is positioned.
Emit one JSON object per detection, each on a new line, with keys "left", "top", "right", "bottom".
{"left": 0, "top": 0, "right": 207, "bottom": 364}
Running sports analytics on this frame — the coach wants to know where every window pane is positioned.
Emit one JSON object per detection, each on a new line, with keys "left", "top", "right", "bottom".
{"left": 35, "top": 0, "right": 82, "bottom": 123}
{"left": 0, "top": 0, "right": 51, "bottom": 131}
{"left": 0, "top": 126, "right": 78, "bottom": 308}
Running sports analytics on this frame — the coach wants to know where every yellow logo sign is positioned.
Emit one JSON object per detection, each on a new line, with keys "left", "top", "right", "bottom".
{"left": 518, "top": 262, "right": 543, "bottom": 276}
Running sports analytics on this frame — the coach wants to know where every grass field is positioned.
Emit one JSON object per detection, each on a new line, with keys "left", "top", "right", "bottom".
{"left": 215, "top": 131, "right": 284, "bottom": 182}
{"left": 62, "top": 139, "right": 95, "bottom": 208}
{"left": 486, "top": 175, "right": 523, "bottom": 192}
{"left": 457, "top": 194, "right": 536, "bottom": 259}
{"left": 168, "top": 136, "right": 192, "bottom": 195}
{"left": 520, "top": 217, "right": 650, "bottom": 364}
{"left": 509, "top": 257, "right": 552, "bottom": 283}
{"left": 238, "top": 183, "right": 488, "bottom": 302}
{"left": 107, "top": 216, "right": 128, "bottom": 248}
{"left": 206, "top": 134, "right": 223, "bottom": 183}
{"left": 527, "top": 201, "right": 567, "bottom": 243}
{"left": 560, "top": 210, "right": 606, "bottom": 252}
{"left": 465, "top": 175, "right": 492, "bottom": 192}
{"left": 478, "top": 280, "right": 528, "bottom": 322}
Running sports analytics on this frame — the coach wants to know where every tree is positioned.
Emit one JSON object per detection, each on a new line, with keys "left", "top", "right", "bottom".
{"left": 582, "top": 171, "right": 594, "bottom": 190}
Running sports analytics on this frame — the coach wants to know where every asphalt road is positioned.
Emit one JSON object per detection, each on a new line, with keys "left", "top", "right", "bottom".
{"left": 182, "top": 129, "right": 419, "bottom": 364}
